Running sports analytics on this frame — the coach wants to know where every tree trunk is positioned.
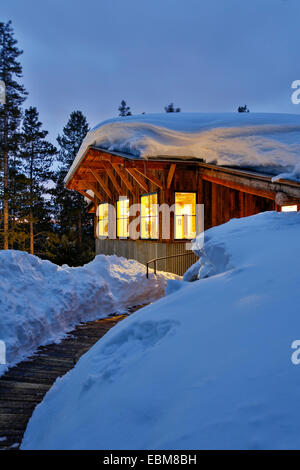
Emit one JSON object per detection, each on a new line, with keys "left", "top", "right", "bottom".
{"left": 78, "top": 211, "right": 82, "bottom": 249}
{"left": 29, "top": 207, "right": 34, "bottom": 255}
{"left": 3, "top": 98, "right": 9, "bottom": 250}
{"left": 29, "top": 152, "right": 34, "bottom": 255}
{"left": 3, "top": 148, "right": 8, "bottom": 250}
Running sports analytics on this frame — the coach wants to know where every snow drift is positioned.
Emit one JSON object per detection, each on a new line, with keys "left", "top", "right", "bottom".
{"left": 65, "top": 112, "right": 300, "bottom": 184}
{"left": 0, "top": 251, "right": 177, "bottom": 377}
{"left": 21, "top": 211, "right": 300, "bottom": 450}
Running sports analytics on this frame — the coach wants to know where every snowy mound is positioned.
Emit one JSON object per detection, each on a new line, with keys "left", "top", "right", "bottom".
{"left": 66, "top": 112, "right": 300, "bottom": 183}
{"left": 0, "top": 251, "right": 176, "bottom": 377}
{"left": 22, "top": 212, "right": 300, "bottom": 450}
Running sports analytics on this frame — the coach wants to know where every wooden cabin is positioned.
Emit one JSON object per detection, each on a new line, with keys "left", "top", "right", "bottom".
{"left": 65, "top": 145, "right": 300, "bottom": 275}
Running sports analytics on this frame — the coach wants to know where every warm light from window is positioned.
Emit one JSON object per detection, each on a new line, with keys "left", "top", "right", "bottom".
{"left": 117, "top": 198, "right": 129, "bottom": 238}
{"left": 281, "top": 205, "right": 298, "bottom": 212}
{"left": 98, "top": 203, "right": 108, "bottom": 237}
{"left": 141, "top": 193, "right": 158, "bottom": 239}
{"left": 175, "top": 192, "right": 196, "bottom": 239}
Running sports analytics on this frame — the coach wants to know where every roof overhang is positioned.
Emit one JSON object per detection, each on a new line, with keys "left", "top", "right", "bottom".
{"left": 65, "top": 145, "right": 300, "bottom": 207}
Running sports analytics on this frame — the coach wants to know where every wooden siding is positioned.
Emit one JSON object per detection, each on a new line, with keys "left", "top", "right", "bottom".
{"left": 96, "top": 239, "right": 198, "bottom": 276}
{"left": 202, "top": 180, "right": 275, "bottom": 229}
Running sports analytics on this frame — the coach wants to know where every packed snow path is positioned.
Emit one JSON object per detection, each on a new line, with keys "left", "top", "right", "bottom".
{"left": 0, "top": 308, "right": 144, "bottom": 450}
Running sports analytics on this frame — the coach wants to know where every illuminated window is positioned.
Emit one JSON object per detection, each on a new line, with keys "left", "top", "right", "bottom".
{"left": 141, "top": 193, "right": 158, "bottom": 239}
{"left": 117, "top": 198, "right": 129, "bottom": 238}
{"left": 175, "top": 192, "right": 196, "bottom": 239}
{"left": 281, "top": 205, "right": 298, "bottom": 212}
{"left": 97, "top": 203, "right": 109, "bottom": 237}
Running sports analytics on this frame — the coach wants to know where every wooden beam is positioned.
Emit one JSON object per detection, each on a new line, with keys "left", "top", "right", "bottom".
{"left": 88, "top": 148, "right": 124, "bottom": 164}
{"left": 201, "top": 174, "right": 275, "bottom": 200}
{"left": 134, "top": 168, "right": 164, "bottom": 189}
{"left": 73, "top": 180, "right": 98, "bottom": 189}
{"left": 167, "top": 164, "right": 176, "bottom": 189}
{"left": 89, "top": 169, "right": 113, "bottom": 199}
{"left": 81, "top": 162, "right": 106, "bottom": 170}
{"left": 211, "top": 183, "right": 217, "bottom": 226}
{"left": 73, "top": 175, "right": 97, "bottom": 182}
{"left": 74, "top": 183, "right": 104, "bottom": 202}
{"left": 92, "top": 188, "right": 104, "bottom": 202}
{"left": 111, "top": 163, "right": 134, "bottom": 193}
{"left": 102, "top": 162, "right": 122, "bottom": 195}
{"left": 126, "top": 168, "right": 148, "bottom": 192}
{"left": 77, "top": 190, "right": 96, "bottom": 203}
{"left": 124, "top": 160, "right": 168, "bottom": 171}
{"left": 239, "top": 192, "right": 244, "bottom": 218}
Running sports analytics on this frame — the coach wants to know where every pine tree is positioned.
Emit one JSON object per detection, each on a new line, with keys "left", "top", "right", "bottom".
{"left": 20, "top": 106, "right": 56, "bottom": 254}
{"left": 118, "top": 100, "right": 132, "bottom": 116}
{"left": 165, "top": 103, "right": 181, "bottom": 113}
{"left": 238, "top": 104, "right": 249, "bottom": 113}
{"left": 0, "top": 21, "right": 27, "bottom": 249}
{"left": 52, "top": 111, "right": 94, "bottom": 266}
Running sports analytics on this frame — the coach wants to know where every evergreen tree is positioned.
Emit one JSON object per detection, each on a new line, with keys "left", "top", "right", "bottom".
{"left": 52, "top": 111, "right": 94, "bottom": 266}
{"left": 165, "top": 103, "right": 181, "bottom": 113}
{"left": 20, "top": 106, "right": 56, "bottom": 254}
{"left": 238, "top": 104, "right": 249, "bottom": 113}
{"left": 0, "top": 21, "right": 27, "bottom": 249}
{"left": 118, "top": 100, "right": 131, "bottom": 116}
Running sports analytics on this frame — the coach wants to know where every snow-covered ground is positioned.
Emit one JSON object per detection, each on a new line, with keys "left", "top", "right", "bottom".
{"left": 65, "top": 112, "right": 300, "bottom": 184}
{"left": 21, "top": 211, "right": 300, "bottom": 450}
{"left": 0, "top": 251, "right": 177, "bottom": 377}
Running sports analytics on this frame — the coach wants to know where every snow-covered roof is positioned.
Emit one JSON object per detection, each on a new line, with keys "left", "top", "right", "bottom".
{"left": 65, "top": 112, "right": 300, "bottom": 184}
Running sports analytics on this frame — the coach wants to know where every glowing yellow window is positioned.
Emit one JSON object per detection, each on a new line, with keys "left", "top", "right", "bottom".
{"left": 281, "top": 205, "right": 298, "bottom": 212}
{"left": 175, "top": 192, "right": 196, "bottom": 239}
{"left": 141, "top": 193, "right": 158, "bottom": 239}
{"left": 117, "top": 198, "right": 129, "bottom": 238}
{"left": 97, "top": 203, "right": 109, "bottom": 237}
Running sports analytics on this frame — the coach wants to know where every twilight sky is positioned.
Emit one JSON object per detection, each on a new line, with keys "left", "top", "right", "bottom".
{"left": 2, "top": 0, "right": 300, "bottom": 143}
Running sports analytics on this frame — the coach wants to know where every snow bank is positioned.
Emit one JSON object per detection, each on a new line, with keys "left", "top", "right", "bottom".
{"left": 65, "top": 112, "right": 300, "bottom": 183}
{"left": 21, "top": 211, "right": 300, "bottom": 450}
{"left": 0, "top": 251, "right": 177, "bottom": 377}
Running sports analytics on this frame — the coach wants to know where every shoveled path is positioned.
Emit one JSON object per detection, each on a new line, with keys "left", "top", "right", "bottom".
{"left": 0, "top": 306, "right": 144, "bottom": 450}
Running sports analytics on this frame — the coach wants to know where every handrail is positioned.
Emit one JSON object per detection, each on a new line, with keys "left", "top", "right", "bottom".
{"left": 146, "top": 251, "right": 196, "bottom": 278}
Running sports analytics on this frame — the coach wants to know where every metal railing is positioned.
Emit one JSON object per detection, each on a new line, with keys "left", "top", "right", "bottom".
{"left": 146, "top": 251, "right": 195, "bottom": 278}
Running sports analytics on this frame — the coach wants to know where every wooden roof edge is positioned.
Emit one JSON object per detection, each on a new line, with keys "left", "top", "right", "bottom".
{"left": 65, "top": 145, "right": 300, "bottom": 195}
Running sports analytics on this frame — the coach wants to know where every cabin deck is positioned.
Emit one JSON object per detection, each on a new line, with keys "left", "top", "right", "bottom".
{"left": 0, "top": 307, "right": 144, "bottom": 450}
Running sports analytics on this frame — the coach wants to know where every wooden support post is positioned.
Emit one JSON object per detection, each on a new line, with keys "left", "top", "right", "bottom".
{"left": 230, "top": 189, "right": 236, "bottom": 219}
{"left": 167, "top": 164, "right": 176, "bottom": 189}
{"left": 239, "top": 192, "right": 244, "bottom": 218}
{"left": 211, "top": 183, "right": 217, "bottom": 227}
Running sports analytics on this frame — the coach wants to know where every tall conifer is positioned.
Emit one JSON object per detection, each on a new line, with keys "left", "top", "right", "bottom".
{"left": 0, "top": 21, "right": 27, "bottom": 249}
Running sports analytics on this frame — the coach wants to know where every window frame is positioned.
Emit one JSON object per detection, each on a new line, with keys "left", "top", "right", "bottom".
{"left": 174, "top": 191, "right": 197, "bottom": 240}
{"left": 116, "top": 197, "right": 130, "bottom": 239}
{"left": 140, "top": 192, "right": 159, "bottom": 240}
{"left": 97, "top": 202, "right": 109, "bottom": 238}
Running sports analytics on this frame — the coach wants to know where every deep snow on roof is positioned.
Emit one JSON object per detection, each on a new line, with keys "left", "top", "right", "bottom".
{"left": 65, "top": 112, "right": 300, "bottom": 184}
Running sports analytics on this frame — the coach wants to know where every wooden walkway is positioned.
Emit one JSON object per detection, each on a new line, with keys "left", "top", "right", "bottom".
{"left": 0, "top": 307, "right": 142, "bottom": 450}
